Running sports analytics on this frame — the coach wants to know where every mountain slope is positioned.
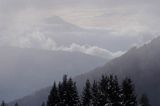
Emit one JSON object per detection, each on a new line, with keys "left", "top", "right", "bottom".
{"left": 9, "top": 36, "right": 160, "bottom": 106}
{"left": 74, "top": 37, "right": 160, "bottom": 106}
{"left": 0, "top": 47, "right": 106, "bottom": 102}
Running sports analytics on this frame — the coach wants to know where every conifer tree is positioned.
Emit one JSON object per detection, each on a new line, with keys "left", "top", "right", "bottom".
{"left": 73, "top": 82, "right": 80, "bottom": 106}
{"left": 48, "top": 75, "right": 80, "bottom": 106}
{"left": 82, "top": 79, "right": 92, "bottom": 106}
{"left": 108, "top": 75, "right": 122, "bottom": 106}
{"left": 58, "top": 82, "right": 64, "bottom": 105}
{"left": 61, "top": 75, "right": 68, "bottom": 105}
{"left": 139, "top": 94, "right": 151, "bottom": 106}
{"left": 99, "top": 75, "right": 110, "bottom": 105}
{"left": 47, "top": 82, "right": 59, "bottom": 106}
{"left": 1, "top": 101, "right": 6, "bottom": 106}
{"left": 91, "top": 80, "right": 101, "bottom": 106}
{"left": 42, "top": 102, "right": 45, "bottom": 106}
{"left": 67, "top": 78, "right": 80, "bottom": 106}
{"left": 121, "top": 78, "right": 137, "bottom": 106}
{"left": 15, "top": 102, "right": 19, "bottom": 106}
{"left": 46, "top": 74, "right": 145, "bottom": 106}
{"left": 98, "top": 75, "right": 122, "bottom": 106}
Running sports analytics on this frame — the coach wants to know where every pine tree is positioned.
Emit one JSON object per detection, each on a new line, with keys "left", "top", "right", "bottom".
{"left": 42, "top": 102, "right": 45, "bottom": 106}
{"left": 108, "top": 75, "right": 122, "bottom": 106}
{"left": 139, "top": 94, "right": 151, "bottom": 106}
{"left": 121, "top": 78, "right": 137, "bottom": 106}
{"left": 15, "top": 102, "right": 18, "bottom": 106}
{"left": 47, "top": 82, "right": 59, "bottom": 106}
{"left": 61, "top": 75, "right": 68, "bottom": 105}
{"left": 58, "top": 82, "right": 64, "bottom": 105}
{"left": 1, "top": 101, "right": 6, "bottom": 106}
{"left": 48, "top": 75, "right": 80, "bottom": 106}
{"left": 99, "top": 75, "right": 110, "bottom": 105}
{"left": 73, "top": 82, "right": 80, "bottom": 106}
{"left": 67, "top": 78, "right": 80, "bottom": 106}
{"left": 82, "top": 79, "right": 92, "bottom": 106}
{"left": 91, "top": 80, "right": 101, "bottom": 106}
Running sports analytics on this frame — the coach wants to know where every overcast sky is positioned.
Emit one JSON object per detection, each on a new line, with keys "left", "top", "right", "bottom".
{"left": 0, "top": 0, "right": 160, "bottom": 102}
{"left": 0, "top": 0, "right": 159, "bottom": 58}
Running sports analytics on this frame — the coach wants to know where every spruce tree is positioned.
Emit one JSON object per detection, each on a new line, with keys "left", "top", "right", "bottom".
{"left": 61, "top": 75, "right": 68, "bottom": 105}
{"left": 15, "top": 102, "right": 19, "bottom": 106}
{"left": 99, "top": 75, "right": 110, "bottom": 105}
{"left": 67, "top": 78, "right": 80, "bottom": 106}
{"left": 108, "top": 75, "right": 122, "bottom": 106}
{"left": 61, "top": 75, "right": 79, "bottom": 105}
{"left": 42, "top": 102, "right": 45, "bottom": 106}
{"left": 139, "top": 94, "right": 151, "bottom": 106}
{"left": 121, "top": 78, "right": 137, "bottom": 106}
{"left": 82, "top": 79, "right": 92, "bottom": 106}
{"left": 73, "top": 82, "right": 80, "bottom": 106}
{"left": 47, "top": 82, "right": 59, "bottom": 106}
{"left": 91, "top": 80, "right": 101, "bottom": 106}
{"left": 58, "top": 82, "right": 63, "bottom": 105}
{"left": 1, "top": 101, "right": 6, "bottom": 106}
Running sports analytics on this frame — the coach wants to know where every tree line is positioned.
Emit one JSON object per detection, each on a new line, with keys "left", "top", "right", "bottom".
{"left": 0, "top": 101, "right": 18, "bottom": 106}
{"left": 0, "top": 75, "right": 151, "bottom": 106}
{"left": 47, "top": 75, "right": 151, "bottom": 106}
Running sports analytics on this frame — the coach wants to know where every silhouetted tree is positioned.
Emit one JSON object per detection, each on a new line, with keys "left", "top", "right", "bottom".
{"left": 1, "top": 101, "right": 6, "bottom": 106}
{"left": 108, "top": 75, "right": 122, "bottom": 106}
{"left": 41, "top": 102, "right": 45, "bottom": 106}
{"left": 91, "top": 80, "right": 101, "bottom": 106}
{"left": 61, "top": 75, "right": 68, "bottom": 105}
{"left": 99, "top": 75, "right": 122, "bottom": 106}
{"left": 46, "top": 74, "right": 149, "bottom": 106}
{"left": 47, "top": 82, "right": 59, "bottom": 106}
{"left": 66, "top": 78, "right": 80, "bottom": 106}
{"left": 121, "top": 78, "right": 137, "bottom": 106}
{"left": 58, "top": 82, "right": 63, "bottom": 105}
{"left": 99, "top": 75, "right": 108, "bottom": 105}
{"left": 15, "top": 102, "right": 19, "bottom": 106}
{"left": 82, "top": 79, "right": 92, "bottom": 106}
{"left": 47, "top": 75, "right": 80, "bottom": 106}
{"left": 139, "top": 94, "right": 151, "bottom": 106}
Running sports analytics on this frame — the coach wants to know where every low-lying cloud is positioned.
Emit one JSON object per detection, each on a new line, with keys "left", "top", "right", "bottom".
{"left": 58, "top": 43, "right": 124, "bottom": 59}
{"left": 5, "top": 31, "right": 124, "bottom": 59}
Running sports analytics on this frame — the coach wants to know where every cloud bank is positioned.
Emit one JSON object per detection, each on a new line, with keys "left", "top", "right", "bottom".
{"left": 2, "top": 31, "right": 124, "bottom": 59}
{"left": 58, "top": 43, "right": 124, "bottom": 59}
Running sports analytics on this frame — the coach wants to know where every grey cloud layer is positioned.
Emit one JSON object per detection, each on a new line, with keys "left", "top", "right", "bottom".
{"left": 0, "top": 0, "right": 159, "bottom": 102}
{"left": 0, "top": 0, "right": 159, "bottom": 59}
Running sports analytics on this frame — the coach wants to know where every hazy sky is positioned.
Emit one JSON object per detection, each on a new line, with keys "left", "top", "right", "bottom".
{"left": 0, "top": 0, "right": 159, "bottom": 58}
{"left": 0, "top": 0, "right": 160, "bottom": 102}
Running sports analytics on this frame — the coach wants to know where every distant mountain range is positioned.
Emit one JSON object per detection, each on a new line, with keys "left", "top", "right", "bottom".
{"left": 0, "top": 47, "right": 106, "bottom": 102}
{"left": 9, "top": 36, "right": 160, "bottom": 106}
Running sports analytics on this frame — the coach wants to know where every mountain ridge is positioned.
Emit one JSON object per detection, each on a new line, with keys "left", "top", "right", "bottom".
{"left": 9, "top": 36, "right": 160, "bottom": 106}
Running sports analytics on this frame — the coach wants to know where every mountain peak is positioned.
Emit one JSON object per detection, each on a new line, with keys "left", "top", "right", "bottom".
{"left": 45, "top": 16, "right": 66, "bottom": 24}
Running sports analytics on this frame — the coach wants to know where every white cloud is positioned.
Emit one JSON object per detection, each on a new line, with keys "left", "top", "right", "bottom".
{"left": 0, "top": 29, "right": 124, "bottom": 59}
{"left": 58, "top": 43, "right": 124, "bottom": 59}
